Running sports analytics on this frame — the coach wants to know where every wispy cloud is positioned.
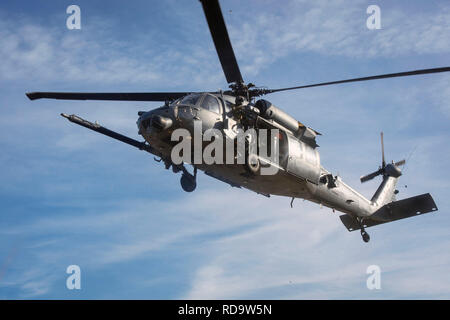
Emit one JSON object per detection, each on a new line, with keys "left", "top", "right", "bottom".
{"left": 0, "top": 12, "right": 224, "bottom": 89}
{"left": 2, "top": 187, "right": 449, "bottom": 299}
{"left": 226, "top": 0, "right": 450, "bottom": 76}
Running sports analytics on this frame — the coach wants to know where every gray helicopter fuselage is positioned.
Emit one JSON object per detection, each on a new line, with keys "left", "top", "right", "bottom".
{"left": 137, "top": 93, "right": 382, "bottom": 219}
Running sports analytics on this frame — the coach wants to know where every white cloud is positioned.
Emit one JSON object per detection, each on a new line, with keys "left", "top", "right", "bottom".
{"left": 429, "top": 74, "right": 450, "bottom": 118}
{"left": 182, "top": 198, "right": 450, "bottom": 299}
{"left": 0, "top": 13, "right": 224, "bottom": 89}
{"left": 226, "top": 0, "right": 450, "bottom": 76}
{"left": 2, "top": 187, "right": 449, "bottom": 299}
{"left": 2, "top": 1, "right": 449, "bottom": 88}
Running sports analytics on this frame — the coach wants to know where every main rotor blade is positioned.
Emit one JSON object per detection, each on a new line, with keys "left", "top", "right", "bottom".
{"left": 26, "top": 92, "right": 195, "bottom": 102}
{"left": 257, "top": 67, "right": 450, "bottom": 95}
{"left": 381, "top": 132, "right": 385, "bottom": 168}
{"left": 199, "top": 0, "right": 243, "bottom": 84}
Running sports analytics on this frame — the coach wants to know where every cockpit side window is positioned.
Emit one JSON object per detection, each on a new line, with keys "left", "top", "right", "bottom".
{"left": 224, "top": 100, "right": 233, "bottom": 113}
{"left": 170, "top": 97, "right": 182, "bottom": 106}
{"left": 180, "top": 94, "right": 201, "bottom": 106}
{"left": 201, "top": 95, "right": 220, "bottom": 114}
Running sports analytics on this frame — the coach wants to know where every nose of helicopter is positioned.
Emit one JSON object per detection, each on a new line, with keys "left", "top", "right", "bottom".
{"left": 137, "top": 106, "right": 174, "bottom": 134}
{"left": 151, "top": 114, "right": 173, "bottom": 130}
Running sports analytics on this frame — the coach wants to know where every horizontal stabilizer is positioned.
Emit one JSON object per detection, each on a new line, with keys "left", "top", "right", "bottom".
{"left": 340, "top": 193, "right": 438, "bottom": 231}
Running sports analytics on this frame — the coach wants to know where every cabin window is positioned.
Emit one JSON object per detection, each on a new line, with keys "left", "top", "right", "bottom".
{"left": 201, "top": 95, "right": 220, "bottom": 114}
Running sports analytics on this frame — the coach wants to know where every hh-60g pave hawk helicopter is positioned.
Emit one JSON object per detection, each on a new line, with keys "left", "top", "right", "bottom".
{"left": 27, "top": 0, "right": 447, "bottom": 242}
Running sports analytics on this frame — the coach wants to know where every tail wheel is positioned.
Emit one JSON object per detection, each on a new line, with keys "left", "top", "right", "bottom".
{"left": 361, "top": 230, "right": 370, "bottom": 243}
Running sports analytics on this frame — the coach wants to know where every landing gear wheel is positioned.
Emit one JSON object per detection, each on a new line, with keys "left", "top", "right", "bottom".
{"left": 180, "top": 173, "right": 196, "bottom": 192}
{"left": 361, "top": 230, "right": 370, "bottom": 243}
{"left": 245, "top": 153, "right": 260, "bottom": 175}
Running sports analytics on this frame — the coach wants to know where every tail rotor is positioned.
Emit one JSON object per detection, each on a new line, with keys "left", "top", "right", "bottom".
{"left": 360, "top": 132, "right": 405, "bottom": 183}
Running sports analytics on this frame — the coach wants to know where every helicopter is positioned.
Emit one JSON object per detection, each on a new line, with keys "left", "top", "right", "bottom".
{"left": 26, "top": 0, "right": 447, "bottom": 242}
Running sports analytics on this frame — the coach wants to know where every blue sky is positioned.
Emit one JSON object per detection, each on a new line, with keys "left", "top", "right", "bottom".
{"left": 0, "top": 0, "right": 449, "bottom": 299}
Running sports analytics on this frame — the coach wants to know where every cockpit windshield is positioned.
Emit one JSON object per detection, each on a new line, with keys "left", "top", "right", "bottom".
{"left": 179, "top": 94, "right": 201, "bottom": 106}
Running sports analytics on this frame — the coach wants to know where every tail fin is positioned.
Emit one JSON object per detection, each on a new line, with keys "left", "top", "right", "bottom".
{"left": 370, "top": 163, "right": 401, "bottom": 206}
